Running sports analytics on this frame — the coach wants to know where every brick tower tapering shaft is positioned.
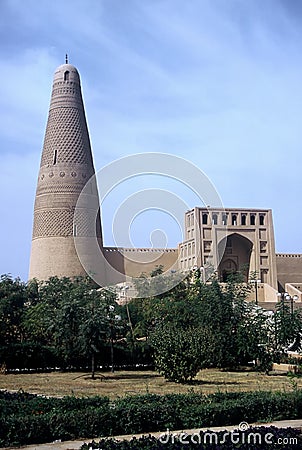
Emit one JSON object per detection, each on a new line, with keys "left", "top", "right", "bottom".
{"left": 29, "top": 62, "right": 102, "bottom": 280}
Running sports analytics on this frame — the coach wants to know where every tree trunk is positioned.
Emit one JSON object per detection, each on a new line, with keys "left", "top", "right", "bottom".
{"left": 111, "top": 334, "right": 114, "bottom": 373}
{"left": 91, "top": 352, "right": 95, "bottom": 379}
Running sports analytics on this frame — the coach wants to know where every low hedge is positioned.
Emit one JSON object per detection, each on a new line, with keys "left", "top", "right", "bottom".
{"left": 81, "top": 427, "right": 302, "bottom": 449}
{"left": 0, "top": 343, "right": 63, "bottom": 370}
{"left": 1, "top": 390, "right": 302, "bottom": 447}
{"left": 0, "top": 341, "right": 153, "bottom": 372}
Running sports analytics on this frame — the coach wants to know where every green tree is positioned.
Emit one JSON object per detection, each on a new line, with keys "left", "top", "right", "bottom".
{"left": 134, "top": 265, "right": 187, "bottom": 300}
{"left": 23, "top": 277, "right": 120, "bottom": 373}
{"left": 138, "top": 270, "right": 273, "bottom": 375}
{"left": 23, "top": 277, "right": 80, "bottom": 354}
{"left": 78, "top": 287, "right": 119, "bottom": 378}
{"left": 271, "top": 300, "right": 302, "bottom": 355}
{"left": 150, "top": 323, "right": 214, "bottom": 382}
{"left": 0, "top": 274, "right": 27, "bottom": 345}
{"left": 232, "top": 301, "right": 271, "bottom": 368}
{"left": 195, "top": 279, "right": 236, "bottom": 367}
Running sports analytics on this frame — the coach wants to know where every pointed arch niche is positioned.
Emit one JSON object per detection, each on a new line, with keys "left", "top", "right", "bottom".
{"left": 218, "top": 233, "right": 253, "bottom": 282}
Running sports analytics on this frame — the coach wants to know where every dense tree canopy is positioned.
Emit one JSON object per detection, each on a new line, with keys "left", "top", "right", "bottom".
{"left": 0, "top": 271, "right": 301, "bottom": 381}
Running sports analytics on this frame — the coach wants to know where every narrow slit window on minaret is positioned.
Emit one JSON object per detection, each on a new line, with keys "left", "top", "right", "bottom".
{"left": 64, "top": 71, "right": 69, "bottom": 81}
{"left": 73, "top": 224, "right": 77, "bottom": 237}
{"left": 53, "top": 149, "right": 57, "bottom": 165}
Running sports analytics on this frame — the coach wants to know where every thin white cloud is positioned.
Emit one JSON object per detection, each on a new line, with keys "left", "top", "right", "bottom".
{"left": 1, "top": 0, "right": 302, "bottom": 279}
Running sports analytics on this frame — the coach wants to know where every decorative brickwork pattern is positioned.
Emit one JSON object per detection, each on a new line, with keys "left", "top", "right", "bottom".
{"left": 33, "top": 210, "right": 73, "bottom": 238}
{"left": 74, "top": 209, "right": 98, "bottom": 237}
{"left": 51, "top": 82, "right": 80, "bottom": 98}
{"left": 41, "top": 107, "right": 92, "bottom": 167}
{"left": 29, "top": 63, "right": 102, "bottom": 280}
{"left": 36, "top": 183, "right": 85, "bottom": 195}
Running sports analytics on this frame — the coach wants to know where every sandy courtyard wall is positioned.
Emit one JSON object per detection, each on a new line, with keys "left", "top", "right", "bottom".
{"left": 276, "top": 254, "right": 302, "bottom": 289}
{"left": 103, "top": 247, "right": 179, "bottom": 285}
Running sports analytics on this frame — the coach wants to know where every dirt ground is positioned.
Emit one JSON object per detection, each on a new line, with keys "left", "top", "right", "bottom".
{"left": 0, "top": 368, "right": 299, "bottom": 398}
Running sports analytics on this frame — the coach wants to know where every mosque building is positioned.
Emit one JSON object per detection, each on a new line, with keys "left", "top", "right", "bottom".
{"left": 29, "top": 61, "right": 302, "bottom": 306}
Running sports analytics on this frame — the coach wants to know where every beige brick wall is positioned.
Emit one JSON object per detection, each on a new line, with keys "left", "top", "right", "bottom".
{"left": 276, "top": 254, "right": 302, "bottom": 289}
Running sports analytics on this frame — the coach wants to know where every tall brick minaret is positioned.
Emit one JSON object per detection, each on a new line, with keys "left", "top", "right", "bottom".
{"left": 29, "top": 60, "right": 102, "bottom": 280}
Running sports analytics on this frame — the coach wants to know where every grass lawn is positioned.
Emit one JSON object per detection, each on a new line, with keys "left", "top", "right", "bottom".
{"left": 0, "top": 368, "right": 300, "bottom": 398}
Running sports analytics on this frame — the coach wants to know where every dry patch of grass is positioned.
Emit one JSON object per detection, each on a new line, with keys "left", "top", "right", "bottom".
{"left": 0, "top": 369, "right": 300, "bottom": 399}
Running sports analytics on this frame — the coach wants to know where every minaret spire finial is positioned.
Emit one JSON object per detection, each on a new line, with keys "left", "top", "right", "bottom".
{"left": 29, "top": 61, "right": 102, "bottom": 281}
{"left": 65, "top": 54, "right": 68, "bottom": 64}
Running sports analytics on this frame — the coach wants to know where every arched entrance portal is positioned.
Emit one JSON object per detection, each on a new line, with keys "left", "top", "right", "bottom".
{"left": 218, "top": 233, "right": 253, "bottom": 282}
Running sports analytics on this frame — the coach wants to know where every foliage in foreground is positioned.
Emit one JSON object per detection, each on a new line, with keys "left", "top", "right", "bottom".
{"left": 149, "top": 324, "right": 215, "bottom": 382}
{"left": 147, "top": 276, "right": 271, "bottom": 381}
{"left": 0, "top": 275, "right": 134, "bottom": 374}
{"left": 1, "top": 272, "right": 302, "bottom": 381}
{"left": 133, "top": 270, "right": 302, "bottom": 382}
{"left": 81, "top": 427, "right": 302, "bottom": 450}
{"left": 2, "top": 389, "right": 302, "bottom": 447}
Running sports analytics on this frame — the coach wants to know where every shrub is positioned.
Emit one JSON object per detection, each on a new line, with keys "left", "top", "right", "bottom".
{"left": 0, "top": 343, "right": 58, "bottom": 370}
{"left": 81, "top": 426, "right": 302, "bottom": 449}
{"left": 1, "top": 390, "right": 302, "bottom": 447}
{"left": 149, "top": 325, "right": 213, "bottom": 383}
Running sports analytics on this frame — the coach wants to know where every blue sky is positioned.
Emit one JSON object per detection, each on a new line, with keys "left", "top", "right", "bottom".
{"left": 0, "top": 0, "right": 302, "bottom": 280}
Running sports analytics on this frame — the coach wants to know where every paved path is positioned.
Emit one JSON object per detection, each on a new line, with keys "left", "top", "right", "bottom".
{"left": 8, "top": 419, "right": 302, "bottom": 450}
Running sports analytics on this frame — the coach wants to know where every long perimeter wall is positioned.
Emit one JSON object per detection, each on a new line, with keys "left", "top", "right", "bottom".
{"left": 276, "top": 254, "right": 302, "bottom": 289}
{"left": 103, "top": 247, "right": 179, "bottom": 285}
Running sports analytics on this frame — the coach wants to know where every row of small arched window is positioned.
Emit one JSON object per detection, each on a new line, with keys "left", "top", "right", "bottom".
{"left": 201, "top": 213, "right": 265, "bottom": 226}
